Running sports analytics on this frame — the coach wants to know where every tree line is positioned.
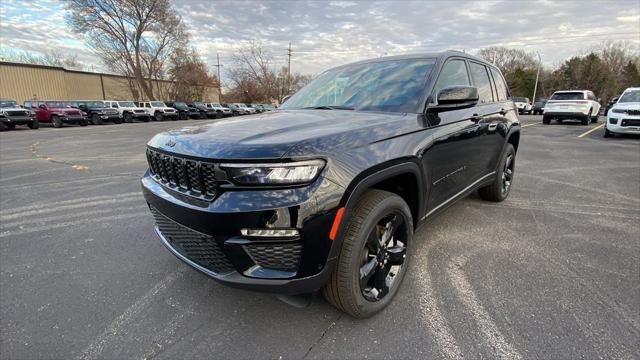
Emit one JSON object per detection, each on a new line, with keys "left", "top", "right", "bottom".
{"left": 477, "top": 43, "right": 640, "bottom": 103}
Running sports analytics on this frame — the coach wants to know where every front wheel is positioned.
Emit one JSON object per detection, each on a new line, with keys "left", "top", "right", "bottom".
{"left": 123, "top": 113, "right": 133, "bottom": 123}
{"left": 154, "top": 112, "right": 164, "bottom": 121}
{"left": 479, "top": 143, "right": 515, "bottom": 202}
{"left": 52, "top": 115, "right": 63, "bottom": 128}
{"left": 323, "top": 190, "right": 412, "bottom": 318}
{"left": 28, "top": 120, "right": 40, "bottom": 129}
{"left": 542, "top": 115, "right": 550, "bottom": 124}
{"left": 91, "top": 114, "right": 103, "bottom": 125}
{"left": 604, "top": 127, "right": 613, "bottom": 138}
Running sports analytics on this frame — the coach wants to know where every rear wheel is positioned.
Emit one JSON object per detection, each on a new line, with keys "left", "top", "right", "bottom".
{"left": 28, "top": 120, "right": 39, "bottom": 129}
{"left": 582, "top": 110, "right": 591, "bottom": 125}
{"left": 91, "top": 114, "right": 103, "bottom": 125}
{"left": 52, "top": 115, "right": 63, "bottom": 128}
{"left": 542, "top": 115, "right": 551, "bottom": 124}
{"left": 323, "top": 190, "right": 412, "bottom": 318}
{"left": 479, "top": 143, "right": 515, "bottom": 202}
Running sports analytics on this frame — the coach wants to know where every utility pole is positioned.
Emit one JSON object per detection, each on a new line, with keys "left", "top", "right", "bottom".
{"left": 287, "top": 42, "right": 292, "bottom": 95}
{"left": 214, "top": 53, "right": 223, "bottom": 101}
{"left": 532, "top": 51, "right": 542, "bottom": 105}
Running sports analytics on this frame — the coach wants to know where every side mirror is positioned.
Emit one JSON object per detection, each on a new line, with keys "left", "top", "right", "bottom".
{"left": 428, "top": 86, "right": 479, "bottom": 113}
{"left": 38, "top": 104, "right": 46, "bottom": 109}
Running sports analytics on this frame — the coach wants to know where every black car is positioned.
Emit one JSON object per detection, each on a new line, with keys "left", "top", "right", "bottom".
{"left": 186, "top": 102, "right": 217, "bottom": 119}
{"left": 142, "top": 51, "right": 520, "bottom": 318}
{"left": 532, "top": 97, "right": 548, "bottom": 115}
{"left": 71, "top": 100, "right": 122, "bottom": 125}
{"left": 165, "top": 101, "right": 199, "bottom": 120}
{"left": 0, "top": 99, "right": 38, "bottom": 130}
{"left": 221, "top": 103, "right": 240, "bottom": 116}
{"left": 605, "top": 95, "right": 620, "bottom": 116}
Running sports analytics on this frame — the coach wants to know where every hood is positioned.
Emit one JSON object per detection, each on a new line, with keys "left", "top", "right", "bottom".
{"left": 612, "top": 102, "right": 640, "bottom": 111}
{"left": 148, "top": 109, "right": 420, "bottom": 159}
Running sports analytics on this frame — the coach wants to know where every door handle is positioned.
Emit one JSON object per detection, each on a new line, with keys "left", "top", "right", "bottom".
{"left": 471, "top": 114, "right": 483, "bottom": 122}
{"left": 499, "top": 108, "right": 507, "bottom": 115}
{"left": 488, "top": 123, "right": 498, "bottom": 132}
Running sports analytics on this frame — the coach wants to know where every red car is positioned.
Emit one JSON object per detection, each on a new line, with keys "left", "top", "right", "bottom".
{"left": 23, "top": 100, "right": 88, "bottom": 128}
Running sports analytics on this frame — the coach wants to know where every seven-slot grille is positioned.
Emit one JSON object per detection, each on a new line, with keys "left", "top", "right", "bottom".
{"left": 621, "top": 119, "right": 640, "bottom": 127}
{"left": 146, "top": 148, "right": 218, "bottom": 198}
{"left": 4, "top": 110, "right": 30, "bottom": 117}
{"left": 150, "top": 207, "right": 234, "bottom": 274}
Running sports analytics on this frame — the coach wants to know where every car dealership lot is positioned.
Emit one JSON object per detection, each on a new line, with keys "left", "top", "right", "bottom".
{"left": 1, "top": 116, "right": 638, "bottom": 359}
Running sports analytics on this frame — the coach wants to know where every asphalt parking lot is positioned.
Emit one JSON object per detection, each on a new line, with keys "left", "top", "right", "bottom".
{"left": 1, "top": 115, "right": 639, "bottom": 359}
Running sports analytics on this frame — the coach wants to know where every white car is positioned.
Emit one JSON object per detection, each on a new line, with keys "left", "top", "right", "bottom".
{"left": 104, "top": 100, "right": 150, "bottom": 122}
{"left": 205, "top": 103, "right": 232, "bottom": 117}
{"left": 512, "top": 97, "right": 532, "bottom": 114}
{"left": 605, "top": 87, "right": 640, "bottom": 137}
{"left": 137, "top": 101, "right": 179, "bottom": 121}
{"left": 235, "top": 103, "right": 256, "bottom": 114}
{"left": 543, "top": 90, "right": 601, "bottom": 125}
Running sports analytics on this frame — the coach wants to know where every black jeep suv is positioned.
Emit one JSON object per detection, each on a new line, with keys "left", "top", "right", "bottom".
{"left": 166, "top": 101, "right": 199, "bottom": 120}
{"left": 186, "top": 101, "right": 217, "bottom": 119}
{"left": 142, "top": 51, "right": 520, "bottom": 318}
{"left": 71, "top": 100, "right": 122, "bottom": 125}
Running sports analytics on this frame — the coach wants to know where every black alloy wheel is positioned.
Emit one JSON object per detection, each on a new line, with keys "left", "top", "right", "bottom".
{"left": 502, "top": 152, "right": 514, "bottom": 196}
{"left": 359, "top": 213, "right": 408, "bottom": 302}
{"left": 479, "top": 143, "right": 515, "bottom": 202}
{"left": 51, "top": 115, "right": 63, "bottom": 128}
{"left": 124, "top": 112, "right": 133, "bottom": 123}
{"left": 155, "top": 112, "right": 164, "bottom": 121}
{"left": 28, "top": 120, "right": 39, "bottom": 129}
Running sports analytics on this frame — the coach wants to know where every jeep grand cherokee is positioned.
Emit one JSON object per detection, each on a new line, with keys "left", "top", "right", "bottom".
{"left": 142, "top": 51, "right": 520, "bottom": 318}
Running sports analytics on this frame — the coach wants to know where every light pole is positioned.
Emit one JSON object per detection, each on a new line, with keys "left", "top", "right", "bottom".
{"left": 532, "top": 52, "right": 542, "bottom": 105}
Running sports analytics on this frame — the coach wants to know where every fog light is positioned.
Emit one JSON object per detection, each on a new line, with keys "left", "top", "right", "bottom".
{"left": 609, "top": 118, "right": 618, "bottom": 125}
{"left": 241, "top": 228, "right": 299, "bottom": 237}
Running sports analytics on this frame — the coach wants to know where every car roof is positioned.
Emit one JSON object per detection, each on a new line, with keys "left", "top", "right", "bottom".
{"left": 553, "top": 90, "right": 589, "bottom": 93}
{"left": 332, "top": 50, "right": 494, "bottom": 70}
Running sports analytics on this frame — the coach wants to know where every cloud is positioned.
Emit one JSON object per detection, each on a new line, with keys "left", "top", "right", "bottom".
{"left": 1, "top": 0, "right": 638, "bottom": 78}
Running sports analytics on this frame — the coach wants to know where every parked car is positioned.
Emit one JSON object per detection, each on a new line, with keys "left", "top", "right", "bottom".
{"left": 512, "top": 97, "right": 532, "bottom": 114}
{"left": 205, "top": 103, "right": 232, "bottom": 118}
{"left": 605, "top": 95, "right": 620, "bottom": 116}
{"left": 0, "top": 99, "right": 38, "bottom": 130}
{"left": 24, "top": 100, "right": 88, "bottom": 128}
{"left": 223, "top": 103, "right": 243, "bottom": 116}
{"left": 239, "top": 103, "right": 257, "bottom": 114}
{"left": 103, "top": 100, "right": 149, "bottom": 122}
{"left": 186, "top": 102, "right": 217, "bottom": 119}
{"left": 543, "top": 90, "right": 601, "bottom": 125}
{"left": 605, "top": 87, "right": 640, "bottom": 137}
{"left": 166, "top": 101, "right": 198, "bottom": 120}
{"left": 141, "top": 51, "right": 520, "bottom": 318}
{"left": 531, "top": 97, "right": 548, "bottom": 115}
{"left": 137, "top": 101, "right": 179, "bottom": 121}
{"left": 70, "top": 100, "right": 121, "bottom": 125}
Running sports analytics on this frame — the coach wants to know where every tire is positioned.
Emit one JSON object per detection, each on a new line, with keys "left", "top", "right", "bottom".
{"left": 582, "top": 110, "right": 591, "bottom": 125}
{"left": 123, "top": 112, "right": 133, "bottom": 123}
{"left": 591, "top": 115, "right": 599, "bottom": 123}
{"left": 91, "top": 114, "right": 103, "bottom": 125}
{"left": 154, "top": 112, "right": 163, "bottom": 121}
{"left": 604, "top": 127, "right": 612, "bottom": 138}
{"left": 179, "top": 112, "right": 187, "bottom": 120}
{"left": 323, "top": 190, "right": 413, "bottom": 318}
{"left": 542, "top": 115, "right": 550, "bottom": 124}
{"left": 52, "top": 115, "right": 63, "bottom": 128}
{"left": 479, "top": 143, "right": 515, "bottom": 202}
{"left": 80, "top": 120, "right": 88, "bottom": 126}
{"left": 28, "top": 120, "right": 39, "bottom": 129}
{"left": 6, "top": 123, "right": 15, "bottom": 130}
{"left": 0, "top": 122, "right": 6, "bottom": 131}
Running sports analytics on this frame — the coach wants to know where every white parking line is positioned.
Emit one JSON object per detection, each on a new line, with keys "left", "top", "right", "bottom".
{"left": 522, "top": 122, "right": 541, "bottom": 128}
{"left": 578, "top": 124, "right": 605, "bottom": 138}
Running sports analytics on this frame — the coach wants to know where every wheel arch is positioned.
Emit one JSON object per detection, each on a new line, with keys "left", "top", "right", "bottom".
{"left": 507, "top": 129, "right": 520, "bottom": 153}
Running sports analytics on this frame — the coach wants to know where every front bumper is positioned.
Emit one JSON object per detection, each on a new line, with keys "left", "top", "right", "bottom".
{"left": 1, "top": 116, "right": 34, "bottom": 125}
{"left": 62, "top": 115, "right": 86, "bottom": 124}
{"left": 141, "top": 170, "right": 344, "bottom": 294}
{"left": 606, "top": 116, "right": 640, "bottom": 134}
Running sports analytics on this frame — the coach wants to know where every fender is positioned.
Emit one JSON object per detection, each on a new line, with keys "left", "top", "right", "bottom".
{"left": 326, "top": 159, "right": 425, "bottom": 262}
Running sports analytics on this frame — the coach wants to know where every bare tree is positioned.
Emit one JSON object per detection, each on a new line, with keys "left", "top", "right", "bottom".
{"left": 0, "top": 49, "right": 82, "bottom": 69}
{"left": 167, "top": 47, "right": 217, "bottom": 101}
{"left": 64, "top": 0, "right": 186, "bottom": 100}
{"left": 476, "top": 46, "right": 537, "bottom": 73}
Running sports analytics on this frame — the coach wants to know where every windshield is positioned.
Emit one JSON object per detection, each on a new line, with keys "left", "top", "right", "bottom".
{"left": 46, "top": 101, "right": 67, "bottom": 108}
{"left": 173, "top": 102, "right": 188, "bottom": 109}
{"left": 150, "top": 101, "right": 165, "bottom": 107}
{"left": 551, "top": 92, "right": 584, "bottom": 100}
{"left": 282, "top": 58, "right": 435, "bottom": 113}
{"left": 85, "top": 101, "right": 105, "bottom": 107}
{"left": 211, "top": 103, "right": 221, "bottom": 107}
{"left": 0, "top": 100, "right": 18, "bottom": 108}
{"left": 118, "top": 101, "right": 136, "bottom": 107}
{"left": 194, "top": 102, "right": 204, "bottom": 107}
{"left": 619, "top": 90, "right": 640, "bottom": 103}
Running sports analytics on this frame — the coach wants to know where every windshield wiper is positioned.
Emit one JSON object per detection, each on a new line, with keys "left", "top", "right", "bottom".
{"left": 302, "top": 105, "right": 355, "bottom": 110}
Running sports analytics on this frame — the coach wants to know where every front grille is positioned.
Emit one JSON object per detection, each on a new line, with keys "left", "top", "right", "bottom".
{"left": 5, "top": 110, "right": 29, "bottom": 117}
{"left": 244, "top": 243, "right": 302, "bottom": 272}
{"left": 621, "top": 119, "right": 640, "bottom": 127}
{"left": 146, "top": 148, "right": 218, "bottom": 199}
{"left": 626, "top": 110, "right": 640, "bottom": 116}
{"left": 150, "top": 207, "right": 234, "bottom": 274}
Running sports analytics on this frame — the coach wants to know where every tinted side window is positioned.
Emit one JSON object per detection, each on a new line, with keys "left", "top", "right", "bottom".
{"left": 433, "top": 59, "right": 470, "bottom": 102}
{"left": 469, "top": 62, "right": 494, "bottom": 103}
{"left": 24, "top": 101, "right": 32, "bottom": 108}
{"left": 490, "top": 68, "right": 508, "bottom": 101}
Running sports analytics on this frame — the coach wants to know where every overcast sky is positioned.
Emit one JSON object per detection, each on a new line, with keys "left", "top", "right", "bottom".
{"left": 1, "top": 0, "right": 639, "bottom": 81}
